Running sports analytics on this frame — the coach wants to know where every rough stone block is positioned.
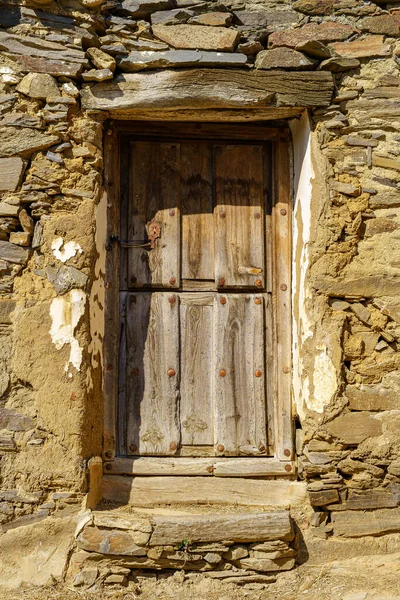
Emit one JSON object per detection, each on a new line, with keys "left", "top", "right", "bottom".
{"left": 255, "top": 48, "right": 317, "bottom": 70}
{"left": 327, "top": 488, "right": 399, "bottom": 511}
{"left": 0, "top": 241, "right": 30, "bottom": 265}
{"left": 87, "top": 48, "right": 116, "bottom": 72}
{"left": 361, "top": 15, "right": 399, "bottom": 36}
{"left": 268, "top": 22, "right": 356, "bottom": 48}
{"left": 0, "top": 202, "right": 20, "bottom": 217}
{"left": 235, "top": 557, "right": 295, "bottom": 572}
{"left": 152, "top": 24, "right": 240, "bottom": 51}
{"left": 190, "top": 12, "right": 232, "bottom": 27}
{"left": 347, "top": 374, "right": 400, "bottom": 411}
{"left": 0, "top": 158, "right": 26, "bottom": 192}
{"left": 9, "top": 232, "right": 31, "bottom": 247}
{"left": 117, "top": 0, "right": 174, "bottom": 18}
{"left": 332, "top": 508, "right": 400, "bottom": 537}
{"left": 16, "top": 73, "right": 59, "bottom": 100}
{"left": 0, "top": 127, "right": 59, "bottom": 158}
{"left": 324, "top": 412, "right": 382, "bottom": 445}
{"left": 319, "top": 57, "right": 361, "bottom": 72}
{"left": 77, "top": 526, "right": 149, "bottom": 555}
{"left": 118, "top": 50, "right": 247, "bottom": 72}
{"left": 0, "top": 408, "right": 34, "bottom": 432}
{"left": 330, "top": 36, "right": 392, "bottom": 59}
{"left": 309, "top": 489, "right": 340, "bottom": 507}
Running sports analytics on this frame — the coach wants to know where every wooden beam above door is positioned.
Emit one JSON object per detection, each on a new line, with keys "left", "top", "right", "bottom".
{"left": 81, "top": 69, "right": 334, "bottom": 120}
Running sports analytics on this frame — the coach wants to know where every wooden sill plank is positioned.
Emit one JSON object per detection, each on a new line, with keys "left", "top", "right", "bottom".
{"left": 102, "top": 476, "right": 306, "bottom": 508}
{"left": 213, "top": 459, "right": 294, "bottom": 477}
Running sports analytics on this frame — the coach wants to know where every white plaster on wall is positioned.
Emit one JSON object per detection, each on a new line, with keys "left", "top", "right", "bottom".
{"left": 290, "top": 113, "right": 314, "bottom": 418}
{"left": 52, "top": 237, "right": 83, "bottom": 263}
{"left": 49, "top": 289, "right": 87, "bottom": 373}
{"left": 313, "top": 344, "right": 338, "bottom": 413}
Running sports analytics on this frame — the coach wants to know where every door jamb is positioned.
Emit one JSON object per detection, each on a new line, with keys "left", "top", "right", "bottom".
{"left": 102, "top": 121, "right": 294, "bottom": 475}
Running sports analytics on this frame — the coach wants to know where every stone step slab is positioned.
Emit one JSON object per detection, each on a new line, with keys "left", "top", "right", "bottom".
{"left": 149, "top": 512, "right": 293, "bottom": 545}
{"left": 118, "top": 50, "right": 247, "bottom": 72}
{"left": 332, "top": 508, "right": 400, "bottom": 537}
{"left": 152, "top": 24, "right": 240, "bottom": 52}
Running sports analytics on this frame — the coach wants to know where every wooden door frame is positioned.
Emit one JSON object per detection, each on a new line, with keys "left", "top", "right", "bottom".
{"left": 103, "top": 120, "right": 294, "bottom": 477}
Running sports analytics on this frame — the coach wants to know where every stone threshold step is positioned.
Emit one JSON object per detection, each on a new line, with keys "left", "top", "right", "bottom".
{"left": 72, "top": 509, "right": 296, "bottom": 577}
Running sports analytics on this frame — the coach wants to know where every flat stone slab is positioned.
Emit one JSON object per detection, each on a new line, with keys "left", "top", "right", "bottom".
{"left": 0, "top": 127, "right": 59, "bottom": 158}
{"left": 152, "top": 24, "right": 240, "bottom": 51}
{"left": 0, "top": 158, "right": 25, "bottom": 192}
{"left": 330, "top": 35, "right": 392, "bottom": 59}
{"left": 149, "top": 512, "right": 293, "bottom": 545}
{"left": 0, "top": 241, "right": 31, "bottom": 265}
{"left": 81, "top": 70, "right": 334, "bottom": 114}
{"left": 77, "top": 526, "right": 150, "bottom": 554}
{"left": 118, "top": 50, "right": 247, "bottom": 72}
{"left": 332, "top": 508, "right": 400, "bottom": 537}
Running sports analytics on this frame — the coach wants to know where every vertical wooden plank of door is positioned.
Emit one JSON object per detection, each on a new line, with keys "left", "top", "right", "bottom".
{"left": 126, "top": 292, "right": 180, "bottom": 455}
{"left": 128, "top": 141, "right": 180, "bottom": 288}
{"left": 181, "top": 142, "right": 214, "bottom": 282}
{"left": 273, "top": 136, "right": 293, "bottom": 461}
{"left": 214, "top": 294, "right": 267, "bottom": 456}
{"left": 214, "top": 145, "right": 265, "bottom": 289}
{"left": 118, "top": 291, "right": 128, "bottom": 456}
{"left": 180, "top": 293, "right": 214, "bottom": 446}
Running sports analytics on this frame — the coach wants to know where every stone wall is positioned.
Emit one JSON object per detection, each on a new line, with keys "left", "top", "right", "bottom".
{"left": 1, "top": 0, "right": 400, "bottom": 573}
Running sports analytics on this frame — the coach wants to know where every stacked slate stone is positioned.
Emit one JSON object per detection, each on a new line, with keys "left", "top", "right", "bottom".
{"left": 0, "top": 0, "right": 400, "bottom": 548}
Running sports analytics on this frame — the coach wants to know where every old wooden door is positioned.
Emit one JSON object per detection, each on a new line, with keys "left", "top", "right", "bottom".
{"left": 116, "top": 125, "right": 286, "bottom": 465}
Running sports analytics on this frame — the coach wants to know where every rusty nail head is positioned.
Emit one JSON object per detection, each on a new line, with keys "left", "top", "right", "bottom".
{"left": 255, "top": 212, "right": 261, "bottom": 219}
{"left": 168, "top": 295, "right": 176, "bottom": 304}
{"left": 219, "top": 369, "right": 226, "bottom": 377}
{"left": 283, "top": 366, "right": 290, "bottom": 374}
{"left": 105, "top": 451, "right": 112, "bottom": 459}
{"left": 169, "top": 209, "right": 175, "bottom": 217}
{"left": 254, "top": 298, "right": 262, "bottom": 305}
{"left": 255, "top": 370, "right": 262, "bottom": 377}
{"left": 284, "top": 448, "right": 291, "bottom": 457}
{"left": 218, "top": 278, "right": 225, "bottom": 287}
{"left": 217, "top": 444, "right": 224, "bottom": 452}
{"left": 280, "top": 208, "right": 287, "bottom": 216}
{"left": 220, "top": 297, "right": 227, "bottom": 305}
{"left": 285, "top": 464, "right": 292, "bottom": 472}
{"left": 207, "top": 466, "right": 214, "bottom": 473}
{"left": 170, "top": 442, "right": 177, "bottom": 451}
{"left": 220, "top": 211, "right": 226, "bottom": 218}
{"left": 129, "top": 444, "right": 137, "bottom": 453}
{"left": 167, "top": 368, "right": 176, "bottom": 377}
{"left": 106, "top": 364, "right": 113, "bottom": 372}
{"left": 105, "top": 463, "right": 112, "bottom": 470}
{"left": 132, "top": 368, "right": 139, "bottom": 376}
{"left": 169, "top": 277, "right": 176, "bottom": 286}
{"left": 255, "top": 279, "right": 262, "bottom": 288}
{"left": 280, "top": 283, "right": 287, "bottom": 291}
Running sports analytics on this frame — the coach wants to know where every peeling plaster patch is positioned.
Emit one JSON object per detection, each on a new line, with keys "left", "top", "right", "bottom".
{"left": 312, "top": 344, "right": 338, "bottom": 413}
{"left": 52, "top": 237, "right": 83, "bottom": 263}
{"left": 290, "top": 113, "right": 315, "bottom": 418}
{"left": 49, "top": 289, "right": 86, "bottom": 372}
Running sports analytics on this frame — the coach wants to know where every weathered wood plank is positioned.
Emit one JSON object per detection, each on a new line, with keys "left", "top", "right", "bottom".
{"left": 109, "top": 457, "right": 214, "bottom": 476}
{"left": 181, "top": 142, "right": 214, "bottom": 281}
{"left": 102, "top": 476, "right": 306, "bottom": 508}
{"left": 150, "top": 512, "right": 293, "bottom": 545}
{"left": 214, "top": 294, "right": 267, "bottom": 456}
{"left": 112, "top": 107, "right": 304, "bottom": 121}
{"left": 215, "top": 144, "right": 265, "bottom": 289}
{"left": 273, "top": 136, "right": 293, "bottom": 461}
{"left": 81, "top": 70, "right": 334, "bottom": 113}
{"left": 127, "top": 141, "right": 180, "bottom": 288}
{"left": 103, "top": 125, "right": 120, "bottom": 460}
{"left": 180, "top": 293, "right": 214, "bottom": 446}
{"left": 118, "top": 122, "right": 281, "bottom": 141}
{"left": 214, "top": 458, "right": 293, "bottom": 477}
{"left": 126, "top": 292, "right": 180, "bottom": 455}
